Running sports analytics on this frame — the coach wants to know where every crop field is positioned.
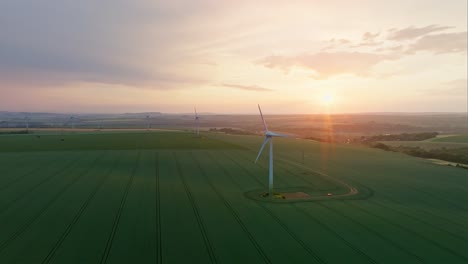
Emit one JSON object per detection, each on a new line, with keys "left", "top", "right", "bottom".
{"left": 432, "top": 134, "right": 468, "bottom": 144}
{"left": 0, "top": 132, "right": 467, "bottom": 263}
{"left": 379, "top": 140, "right": 468, "bottom": 150}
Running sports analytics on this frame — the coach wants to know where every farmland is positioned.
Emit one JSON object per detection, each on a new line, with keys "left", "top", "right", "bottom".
{"left": 0, "top": 131, "right": 467, "bottom": 263}
{"left": 432, "top": 135, "right": 468, "bottom": 144}
{"left": 379, "top": 141, "right": 468, "bottom": 150}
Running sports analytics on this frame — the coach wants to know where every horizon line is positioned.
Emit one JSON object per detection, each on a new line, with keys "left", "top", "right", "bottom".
{"left": 1, "top": 110, "right": 467, "bottom": 116}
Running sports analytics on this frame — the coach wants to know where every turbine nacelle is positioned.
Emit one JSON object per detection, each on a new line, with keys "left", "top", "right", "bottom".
{"left": 265, "top": 131, "right": 289, "bottom": 138}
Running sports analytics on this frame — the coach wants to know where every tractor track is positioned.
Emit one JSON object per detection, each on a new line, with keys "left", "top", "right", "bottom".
{"left": 326, "top": 158, "right": 468, "bottom": 216}
{"left": 195, "top": 152, "right": 272, "bottom": 264}
{"left": 173, "top": 153, "right": 218, "bottom": 264}
{"left": 0, "top": 157, "right": 61, "bottom": 191}
{"left": 41, "top": 151, "right": 120, "bottom": 264}
{"left": 367, "top": 199, "right": 468, "bottom": 243}
{"left": 0, "top": 154, "right": 62, "bottom": 190}
{"left": 345, "top": 201, "right": 468, "bottom": 262}
{"left": 400, "top": 184, "right": 468, "bottom": 211}
{"left": 0, "top": 152, "right": 88, "bottom": 214}
{"left": 221, "top": 151, "right": 266, "bottom": 187}
{"left": 376, "top": 196, "right": 468, "bottom": 230}
{"left": 0, "top": 152, "right": 104, "bottom": 253}
{"left": 257, "top": 203, "right": 326, "bottom": 264}
{"left": 214, "top": 152, "right": 325, "bottom": 264}
{"left": 154, "top": 152, "right": 162, "bottom": 264}
{"left": 318, "top": 202, "right": 425, "bottom": 263}
{"left": 228, "top": 150, "right": 359, "bottom": 200}
{"left": 100, "top": 151, "right": 141, "bottom": 264}
{"left": 232, "top": 150, "right": 354, "bottom": 197}
{"left": 225, "top": 153, "right": 290, "bottom": 188}
{"left": 292, "top": 204, "right": 378, "bottom": 264}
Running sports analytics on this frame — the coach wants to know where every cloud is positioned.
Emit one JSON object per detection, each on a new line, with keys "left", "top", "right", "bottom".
{"left": 407, "top": 32, "right": 467, "bottom": 54}
{"left": 257, "top": 52, "right": 394, "bottom": 79}
{"left": 388, "top": 25, "right": 454, "bottom": 40}
{"left": 303, "top": 25, "right": 466, "bottom": 79}
{"left": 321, "top": 38, "right": 352, "bottom": 50}
{"left": 0, "top": 0, "right": 222, "bottom": 89}
{"left": 221, "top": 83, "right": 273, "bottom": 92}
{"left": 349, "top": 32, "right": 383, "bottom": 48}
{"left": 362, "top": 32, "right": 380, "bottom": 41}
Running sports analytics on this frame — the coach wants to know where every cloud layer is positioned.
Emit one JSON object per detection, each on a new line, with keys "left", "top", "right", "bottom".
{"left": 221, "top": 83, "right": 273, "bottom": 92}
{"left": 258, "top": 52, "right": 389, "bottom": 78}
{"left": 258, "top": 25, "right": 466, "bottom": 79}
{"left": 388, "top": 25, "right": 454, "bottom": 40}
{"left": 0, "top": 1, "right": 466, "bottom": 113}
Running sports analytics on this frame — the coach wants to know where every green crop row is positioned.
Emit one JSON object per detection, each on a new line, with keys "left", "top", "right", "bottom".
{"left": 0, "top": 133, "right": 466, "bottom": 263}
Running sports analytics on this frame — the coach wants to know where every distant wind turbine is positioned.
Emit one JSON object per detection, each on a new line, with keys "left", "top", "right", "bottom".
{"left": 194, "top": 107, "right": 200, "bottom": 136}
{"left": 70, "top": 116, "right": 75, "bottom": 129}
{"left": 146, "top": 115, "right": 150, "bottom": 130}
{"left": 255, "top": 104, "right": 290, "bottom": 197}
{"left": 25, "top": 115, "right": 29, "bottom": 132}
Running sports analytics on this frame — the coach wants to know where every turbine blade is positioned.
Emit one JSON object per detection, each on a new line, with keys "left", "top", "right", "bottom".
{"left": 255, "top": 137, "right": 270, "bottom": 163}
{"left": 268, "top": 131, "right": 291, "bottom": 138}
{"left": 258, "top": 104, "right": 269, "bottom": 132}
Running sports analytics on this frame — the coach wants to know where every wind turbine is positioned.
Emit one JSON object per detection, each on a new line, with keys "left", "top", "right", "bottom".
{"left": 70, "top": 116, "right": 75, "bottom": 129}
{"left": 24, "top": 115, "right": 29, "bottom": 132}
{"left": 194, "top": 107, "right": 200, "bottom": 136}
{"left": 146, "top": 115, "right": 150, "bottom": 130}
{"left": 255, "top": 105, "right": 289, "bottom": 197}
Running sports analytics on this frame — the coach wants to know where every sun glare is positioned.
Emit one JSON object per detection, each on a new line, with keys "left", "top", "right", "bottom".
{"left": 321, "top": 93, "right": 334, "bottom": 106}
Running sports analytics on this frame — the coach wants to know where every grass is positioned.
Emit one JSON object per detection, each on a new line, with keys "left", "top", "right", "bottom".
{"left": 0, "top": 132, "right": 243, "bottom": 152}
{"left": 0, "top": 131, "right": 467, "bottom": 263}
{"left": 379, "top": 141, "right": 468, "bottom": 150}
{"left": 432, "top": 134, "right": 468, "bottom": 143}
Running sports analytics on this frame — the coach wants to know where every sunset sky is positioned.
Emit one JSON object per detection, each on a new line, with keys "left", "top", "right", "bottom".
{"left": 0, "top": 0, "right": 466, "bottom": 114}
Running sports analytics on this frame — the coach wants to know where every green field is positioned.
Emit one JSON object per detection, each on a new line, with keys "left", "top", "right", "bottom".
{"left": 432, "top": 135, "right": 468, "bottom": 144}
{"left": 0, "top": 132, "right": 467, "bottom": 263}
{"left": 379, "top": 140, "right": 468, "bottom": 150}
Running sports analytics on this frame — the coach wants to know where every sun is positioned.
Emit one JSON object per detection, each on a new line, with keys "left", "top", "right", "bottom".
{"left": 321, "top": 93, "right": 334, "bottom": 105}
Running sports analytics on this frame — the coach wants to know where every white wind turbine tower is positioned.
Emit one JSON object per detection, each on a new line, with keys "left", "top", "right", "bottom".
{"left": 255, "top": 105, "right": 289, "bottom": 197}
{"left": 70, "top": 116, "right": 75, "bottom": 129}
{"left": 24, "top": 115, "right": 29, "bottom": 132}
{"left": 194, "top": 107, "right": 200, "bottom": 136}
{"left": 146, "top": 115, "right": 150, "bottom": 130}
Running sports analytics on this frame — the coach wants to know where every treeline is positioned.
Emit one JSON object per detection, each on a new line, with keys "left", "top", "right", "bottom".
{"left": 209, "top": 128, "right": 255, "bottom": 135}
{"left": 373, "top": 143, "right": 468, "bottom": 169}
{"left": 361, "top": 132, "right": 438, "bottom": 142}
{"left": 0, "top": 130, "right": 30, "bottom": 135}
{"left": 332, "top": 122, "right": 423, "bottom": 133}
